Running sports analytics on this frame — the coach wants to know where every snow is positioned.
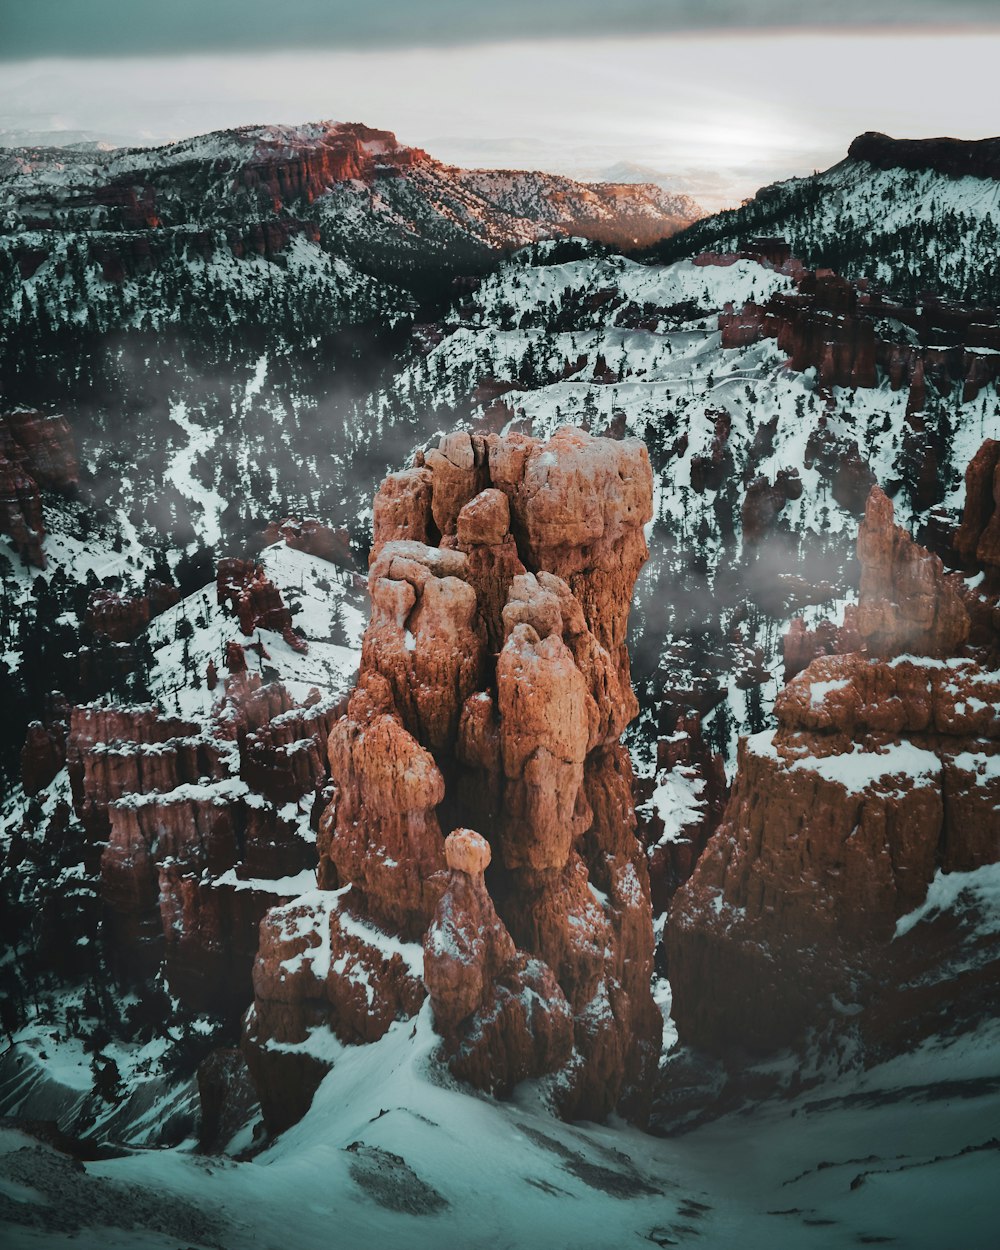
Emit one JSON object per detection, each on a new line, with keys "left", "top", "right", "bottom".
{"left": 947, "top": 751, "right": 1000, "bottom": 783}
{"left": 895, "top": 862, "right": 1000, "bottom": 940}
{"left": 641, "top": 766, "right": 705, "bottom": 846}
{"left": 809, "top": 677, "right": 850, "bottom": 708}
{"left": 212, "top": 867, "right": 317, "bottom": 896}
{"left": 747, "top": 730, "right": 941, "bottom": 795}
{"left": 165, "top": 400, "right": 227, "bottom": 548}
{"left": 3, "top": 1004, "right": 998, "bottom": 1249}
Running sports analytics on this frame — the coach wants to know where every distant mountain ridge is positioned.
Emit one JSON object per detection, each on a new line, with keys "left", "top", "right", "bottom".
{"left": 1, "top": 118, "right": 703, "bottom": 255}
{"left": 649, "top": 131, "right": 1000, "bottom": 306}
{"left": 848, "top": 130, "right": 1000, "bottom": 181}
{"left": 0, "top": 119, "right": 702, "bottom": 390}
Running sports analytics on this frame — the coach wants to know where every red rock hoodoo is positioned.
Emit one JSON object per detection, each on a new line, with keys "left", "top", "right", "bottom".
{"left": 217, "top": 558, "right": 307, "bottom": 652}
{"left": 244, "top": 426, "right": 660, "bottom": 1129}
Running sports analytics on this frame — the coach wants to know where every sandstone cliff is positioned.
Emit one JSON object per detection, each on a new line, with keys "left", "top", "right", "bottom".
{"left": 668, "top": 478, "right": 1000, "bottom": 1060}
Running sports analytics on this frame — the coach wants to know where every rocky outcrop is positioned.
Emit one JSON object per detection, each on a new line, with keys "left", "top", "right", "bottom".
{"left": 262, "top": 517, "right": 352, "bottom": 567}
{"left": 85, "top": 581, "right": 179, "bottom": 643}
{"left": 216, "top": 558, "right": 307, "bottom": 651}
{"left": 689, "top": 409, "right": 732, "bottom": 494}
{"left": 856, "top": 487, "right": 969, "bottom": 657}
{"left": 20, "top": 697, "right": 69, "bottom": 796}
{"left": 782, "top": 607, "right": 863, "bottom": 682}
{"left": 804, "top": 424, "right": 877, "bottom": 517}
{"left": 246, "top": 426, "right": 659, "bottom": 1128}
{"left": 236, "top": 122, "right": 428, "bottom": 209}
{"left": 954, "top": 437, "right": 1000, "bottom": 581}
{"left": 423, "top": 829, "right": 573, "bottom": 1095}
{"left": 848, "top": 131, "right": 1000, "bottom": 182}
{"left": 0, "top": 452, "right": 46, "bottom": 566}
{"left": 718, "top": 257, "right": 1000, "bottom": 404}
{"left": 741, "top": 469, "right": 802, "bottom": 547}
{"left": 1, "top": 408, "right": 79, "bottom": 492}
{"left": 0, "top": 409, "right": 76, "bottom": 567}
{"left": 319, "top": 671, "right": 450, "bottom": 936}
{"left": 668, "top": 482, "right": 1000, "bottom": 1060}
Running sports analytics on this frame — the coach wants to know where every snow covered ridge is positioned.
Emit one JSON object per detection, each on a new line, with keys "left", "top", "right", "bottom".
{"left": 650, "top": 132, "right": 1000, "bottom": 307}
{"left": 0, "top": 117, "right": 702, "bottom": 285}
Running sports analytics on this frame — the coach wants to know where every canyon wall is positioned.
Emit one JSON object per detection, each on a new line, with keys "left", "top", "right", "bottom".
{"left": 668, "top": 475, "right": 1000, "bottom": 1059}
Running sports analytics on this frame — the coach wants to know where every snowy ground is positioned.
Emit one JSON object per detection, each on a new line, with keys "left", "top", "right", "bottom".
{"left": 146, "top": 542, "right": 366, "bottom": 719}
{"left": 1, "top": 1008, "right": 998, "bottom": 1250}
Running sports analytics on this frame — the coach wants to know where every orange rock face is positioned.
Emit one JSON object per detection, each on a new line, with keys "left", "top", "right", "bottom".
{"left": 856, "top": 486, "right": 969, "bottom": 657}
{"left": 247, "top": 426, "right": 659, "bottom": 1127}
{"left": 667, "top": 480, "right": 1000, "bottom": 1060}
{"left": 424, "top": 829, "right": 574, "bottom": 1098}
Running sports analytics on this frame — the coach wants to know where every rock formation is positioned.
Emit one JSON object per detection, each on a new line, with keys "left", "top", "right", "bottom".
{"left": 849, "top": 131, "right": 1000, "bottom": 182}
{"left": 85, "top": 581, "right": 180, "bottom": 643}
{"left": 423, "top": 829, "right": 573, "bottom": 1096}
{"left": 668, "top": 482, "right": 1000, "bottom": 1059}
{"left": 29, "top": 574, "right": 344, "bottom": 1024}
{"left": 782, "top": 607, "right": 863, "bottom": 682}
{"left": 856, "top": 486, "right": 969, "bottom": 656}
{"left": 718, "top": 257, "right": 1000, "bottom": 406}
{"left": 954, "top": 437, "right": 1000, "bottom": 582}
{"left": 262, "top": 517, "right": 353, "bottom": 567}
{"left": 217, "top": 558, "right": 307, "bottom": 651}
{"left": 0, "top": 408, "right": 77, "bottom": 567}
{"left": 245, "top": 426, "right": 659, "bottom": 1128}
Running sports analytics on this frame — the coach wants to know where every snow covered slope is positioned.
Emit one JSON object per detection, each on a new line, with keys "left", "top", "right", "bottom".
{"left": 376, "top": 247, "right": 1000, "bottom": 768}
{"left": 2, "top": 1005, "right": 997, "bottom": 1249}
{"left": 652, "top": 132, "right": 1000, "bottom": 305}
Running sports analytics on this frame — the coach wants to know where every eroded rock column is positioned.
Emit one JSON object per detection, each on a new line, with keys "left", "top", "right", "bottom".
{"left": 245, "top": 426, "right": 659, "bottom": 1126}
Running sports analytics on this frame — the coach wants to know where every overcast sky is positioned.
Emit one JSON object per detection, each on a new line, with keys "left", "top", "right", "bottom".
{"left": 3, "top": 1, "right": 998, "bottom": 58}
{"left": 1, "top": 3, "right": 998, "bottom": 209}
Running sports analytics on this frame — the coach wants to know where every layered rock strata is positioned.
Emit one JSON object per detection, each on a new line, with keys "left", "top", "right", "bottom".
{"left": 718, "top": 257, "right": 1000, "bottom": 404}
{"left": 668, "top": 485, "right": 1000, "bottom": 1058}
{"left": 246, "top": 427, "right": 659, "bottom": 1127}
{"left": 43, "top": 604, "right": 341, "bottom": 1021}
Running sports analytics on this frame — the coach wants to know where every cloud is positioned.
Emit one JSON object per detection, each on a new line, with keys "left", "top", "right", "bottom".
{"left": 3, "top": 30, "right": 997, "bottom": 210}
{"left": 2, "top": 0, "right": 997, "bottom": 61}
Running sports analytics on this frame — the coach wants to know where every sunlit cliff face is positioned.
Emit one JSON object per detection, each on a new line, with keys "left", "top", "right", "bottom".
{"left": 2, "top": 28, "right": 998, "bottom": 211}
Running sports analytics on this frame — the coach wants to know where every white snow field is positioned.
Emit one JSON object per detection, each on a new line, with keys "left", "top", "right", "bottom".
{"left": 1, "top": 1007, "right": 998, "bottom": 1249}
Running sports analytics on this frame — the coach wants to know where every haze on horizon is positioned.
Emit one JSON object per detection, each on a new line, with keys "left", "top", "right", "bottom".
{"left": 1, "top": 1, "right": 997, "bottom": 211}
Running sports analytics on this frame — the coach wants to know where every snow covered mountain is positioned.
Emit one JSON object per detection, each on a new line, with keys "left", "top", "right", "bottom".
{"left": 652, "top": 131, "right": 1000, "bottom": 306}
{"left": 0, "top": 119, "right": 702, "bottom": 346}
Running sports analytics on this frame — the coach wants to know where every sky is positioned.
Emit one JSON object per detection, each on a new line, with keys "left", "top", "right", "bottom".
{"left": 1, "top": 2, "right": 998, "bottom": 210}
